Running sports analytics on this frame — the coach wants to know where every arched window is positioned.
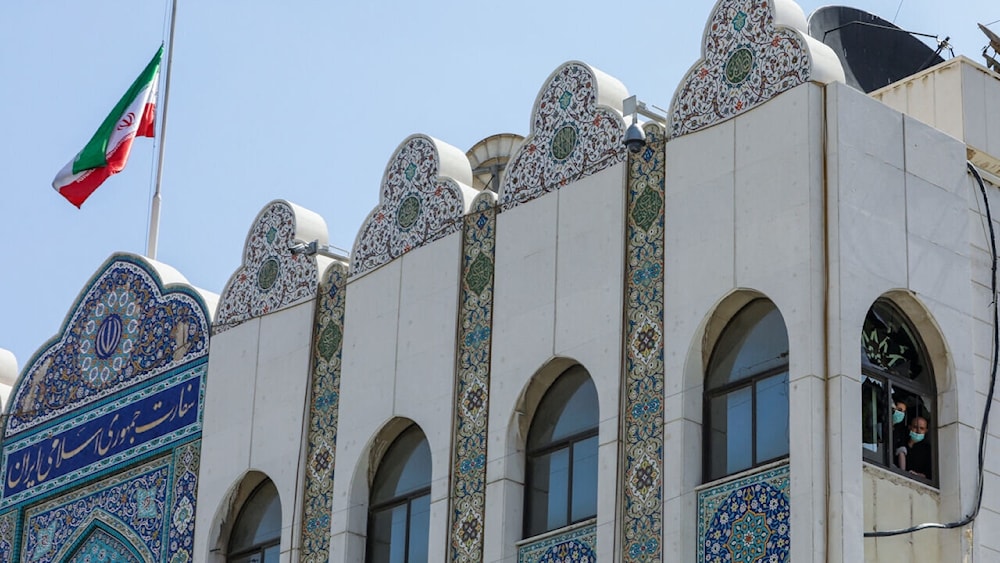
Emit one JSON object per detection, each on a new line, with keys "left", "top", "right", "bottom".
{"left": 861, "top": 300, "right": 936, "bottom": 483}
{"left": 524, "top": 365, "right": 599, "bottom": 538}
{"left": 228, "top": 479, "right": 281, "bottom": 563}
{"left": 704, "top": 299, "right": 789, "bottom": 482}
{"left": 367, "top": 425, "right": 431, "bottom": 563}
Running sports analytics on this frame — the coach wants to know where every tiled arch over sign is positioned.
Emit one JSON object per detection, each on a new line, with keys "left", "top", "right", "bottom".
{"left": 668, "top": 0, "right": 844, "bottom": 139}
{"left": 351, "top": 134, "right": 478, "bottom": 278}
{"left": 4, "top": 254, "right": 210, "bottom": 438}
{"left": 498, "top": 61, "right": 629, "bottom": 211}
{"left": 0, "top": 254, "right": 209, "bottom": 563}
{"left": 214, "top": 200, "right": 328, "bottom": 334}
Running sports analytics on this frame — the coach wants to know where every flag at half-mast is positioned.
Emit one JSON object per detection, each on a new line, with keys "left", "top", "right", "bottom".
{"left": 52, "top": 46, "right": 162, "bottom": 208}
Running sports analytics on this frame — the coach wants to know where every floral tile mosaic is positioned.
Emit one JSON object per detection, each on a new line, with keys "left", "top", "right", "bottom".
{"left": 518, "top": 522, "right": 597, "bottom": 563}
{"left": 668, "top": 0, "right": 842, "bottom": 139}
{"left": 214, "top": 200, "right": 323, "bottom": 334}
{"left": 621, "top": 122, "right": 666, "bottom": 563}
{"left": 498, "top": 61, "right": 627, "bottom": 211}
{"left": 351, "top": 134, "right": 476, "bottom": 278}
{"left": 5, "top": 254, "right": 210, "bottom": 438}
{"left": 299, "top": 261, "right": 348, "bottom": 563}
{"left": 0, "top": 255, "right": 206, "bottom": 563}
{"left": 698, "top": 464, "right": 790, "bottom": 563}
{"left": 16, "top": 450, "right": 197, "bottom": 563}
{"left": 0, "top": 512, "right": 13, "bottom": 562}
{"left": 448, "top": 192, "right": 497, "bottom": 563}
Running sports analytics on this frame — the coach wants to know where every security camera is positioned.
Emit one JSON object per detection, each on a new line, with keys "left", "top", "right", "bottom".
{"left": 624, "top": 122, "right": 646, "bottom": 154}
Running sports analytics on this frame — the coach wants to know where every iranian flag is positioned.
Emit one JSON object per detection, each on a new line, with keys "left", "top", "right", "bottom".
{"left": 52, "top": 46, "right": 162, "bottom": 208}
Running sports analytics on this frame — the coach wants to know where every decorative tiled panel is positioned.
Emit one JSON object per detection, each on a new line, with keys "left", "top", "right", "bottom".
{"left": 1, "top": 365, "right": 204, "bottom": 508}
{"left": 448, "top": 192, "right": 497, "bottom": 563}
{"left": 668, "top": 0, "right": 843, "bottom": 139}
{"left": 698, "top": 464, "right": 791, "bottom": 563}
{"left": 498, "top": 61, "right": 628, "bottom": 211}
{"left": 299, "top": 261, "right": 348, "bottom": 563}
{"left": 351, "top": 134, "right": 476, "bottom": 278}
{"left": 0, "top": 511, "right": 13, "bottom": 563}
{"left": 167, "top": 440, "right": 200, "bottom": 561}
{"left": 5, "top": 254, "right": 210, "bottom": 438}
{"left": 518, "top": 522, "right": 597, "bottom": 563}
{"left": 215, "top": 200, "right": 324, "bottom": 334}
{"left": 67, "top": 527, "right": 142, "bottom": 562}
{"left": 21, "top": 455, "right": 181, "bottom": 563}
{"left": 620, "top": 123, "right": 666, "bottom": 563}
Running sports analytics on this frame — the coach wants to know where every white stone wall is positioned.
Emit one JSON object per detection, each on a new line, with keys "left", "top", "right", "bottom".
{"left": 827, "top": 81, "right": 974, "bottom": 562}
{"left": 331, "top": 231, "right": 463, "bottom": 563}
{"left": 196, "top": 300, "right": 317, "bottom": 563}
{"left": 665, "top": 82, "right": 829, "bottom": 561}
{"left": 487, "top": 162, "right": 625, "bottom": 563}
{"left": 188, "top": 67, "right": 1000, "bottom": 563}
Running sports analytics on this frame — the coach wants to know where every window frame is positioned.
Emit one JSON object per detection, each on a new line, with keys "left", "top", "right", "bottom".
{"left": 366, "top": 425, "right": 431, "bottom": 563}
{"left": 860, "top": 299, "right": 937, "bottom": 486}
{"left": 702, "top": 298, "right": 790, "bottom": 483}
{"left": 227, "top": 480, "right": 281, "bottom": 563}
{"left": 522, "top": 366, "right": 599, "bottom": 539}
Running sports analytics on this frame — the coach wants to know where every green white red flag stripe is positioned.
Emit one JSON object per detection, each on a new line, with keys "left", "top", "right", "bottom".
{"left": 52, "top": 46, "right": 162, "bottom": 208}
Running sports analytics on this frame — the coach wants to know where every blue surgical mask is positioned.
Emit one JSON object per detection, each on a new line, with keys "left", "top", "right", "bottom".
{"left": 892, "top": 410, "right": 905, "bottom": 424}
{"left": 910, "top": 431, "right": 925, "bottom": 443}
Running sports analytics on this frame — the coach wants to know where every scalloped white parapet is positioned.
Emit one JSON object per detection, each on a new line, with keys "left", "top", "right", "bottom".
{"left": 350, "top": 134, "right": 478, "bottom": 278}
{"left": 498, "top": 61, "right": 629, "bottom": 210}
{"left": 0, "top": 349, "right": 17, "bottom": 387}
{"left": 0, "top": 349, "right": 17, "bottom": 411}
{"left": 214, "top": 200, "right": 329, "bottom": 334}
{"left": 668, "top": 0, "right": 844, "bottom": 139}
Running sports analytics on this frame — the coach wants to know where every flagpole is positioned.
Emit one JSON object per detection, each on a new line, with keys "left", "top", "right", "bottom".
{"left": 147, "top": 0, "right": 178, "bottom": 260}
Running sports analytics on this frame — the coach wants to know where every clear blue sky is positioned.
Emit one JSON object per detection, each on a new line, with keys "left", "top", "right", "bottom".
{"left": 0, "top": 0, "right": 996, "bottom": 371}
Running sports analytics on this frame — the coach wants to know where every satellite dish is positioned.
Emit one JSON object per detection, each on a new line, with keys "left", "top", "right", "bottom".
{"left": 808, "top": 6, "right": 947, "bottom": 93}
{"left": 979, "top": 23, "right": 1000, "bottom": 73}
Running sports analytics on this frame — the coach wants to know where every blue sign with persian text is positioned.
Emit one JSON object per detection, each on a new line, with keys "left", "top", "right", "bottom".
{"left": 2, "top": 370, "right": 202, "bottom": 503}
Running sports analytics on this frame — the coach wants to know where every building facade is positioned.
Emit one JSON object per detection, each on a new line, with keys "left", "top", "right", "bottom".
{"left": 2, "top": 0, "right": 1000, "bottom": 561}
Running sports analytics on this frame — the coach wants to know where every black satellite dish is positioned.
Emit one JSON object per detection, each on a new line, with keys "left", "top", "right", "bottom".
{"left": 808, "top": 6, "right": 947, "bottom": 93}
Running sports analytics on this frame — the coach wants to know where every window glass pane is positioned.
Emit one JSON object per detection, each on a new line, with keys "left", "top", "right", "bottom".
{"left": 707, "top": 300, "right": 788, "bottom": 388}
{"left": 546, "top": 448, "right": 570, "bottom": 531}
{"left": 755, "top": 372, "right": 789, "bottom": 463}
{"left": 229, "top": 554, "right": 260, "bottom": 563}
{"left": 263, "top": 545, "right": 280, "bottom": 563}
{"left": 230, "top": 481, "right": 281, "bottom": 552}
{"left": 372, "top": 427, "right": 431, "bottom": 502}
{"left": 407, "top": 494, "right": 430, "bottom": 563}
{"left": 525, "top": 448, "right": 570, "bottom": 536}
{"left": 528, "top": 368, "right": 598, "bottom": 449}
{"left": 570, "top": 435, "right": 598, "bottom": 522}
{"left": 861, "top": 376, "right": 886, "bottom": 462}
{"left": 709, "top": 386, "right": 753, "bottom": 479}
{"left": 368, "top": 504, "right": 408, "bottom": 563}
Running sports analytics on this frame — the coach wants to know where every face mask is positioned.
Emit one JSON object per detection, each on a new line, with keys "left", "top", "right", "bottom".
{"left": 892, "top": 410, "right": 905, "bottom": 424}
{"left": 910, "top": 431, "right": 925, "bottom": 443}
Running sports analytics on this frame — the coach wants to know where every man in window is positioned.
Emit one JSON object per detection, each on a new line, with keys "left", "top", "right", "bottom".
{"left": 895, "top": 416, "right": 931, "bottom": 479}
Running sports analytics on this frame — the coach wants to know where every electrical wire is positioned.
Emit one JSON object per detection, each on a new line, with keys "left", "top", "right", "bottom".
{"left": 864, "top": 162, "right": 998, "bottom": 537}
{"left": 892, "top": 0, "right": 905, "bottom": 24}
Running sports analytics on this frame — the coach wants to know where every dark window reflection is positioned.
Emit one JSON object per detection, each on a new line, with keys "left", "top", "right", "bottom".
{"left": 367, "top": 426, "right": 431, "bottom": 563}
{"left": 524, "top": 366, "right": 599, "bottom": 538}
{"left": 705, "top": 299, "right": 790, "bottom": 481}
